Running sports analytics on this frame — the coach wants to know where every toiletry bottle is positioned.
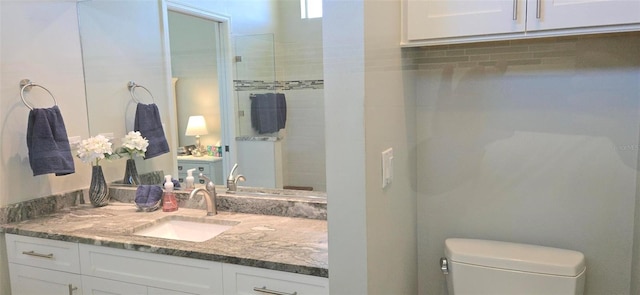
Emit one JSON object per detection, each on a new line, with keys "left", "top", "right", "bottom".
{"left": 162, "top": 175, "right": 178, "bottom": 212}
{"left": 185, "top": 169, "right": 195, "bottom": 191}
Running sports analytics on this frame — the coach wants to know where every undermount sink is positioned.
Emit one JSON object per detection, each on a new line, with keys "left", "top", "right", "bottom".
{"left": 133, "top": 216, "right": 238, "bottom": 242}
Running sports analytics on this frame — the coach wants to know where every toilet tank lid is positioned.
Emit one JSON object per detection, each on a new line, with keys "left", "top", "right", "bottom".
{"left": 445, "top": 238, "right": 585, "bottom": 277}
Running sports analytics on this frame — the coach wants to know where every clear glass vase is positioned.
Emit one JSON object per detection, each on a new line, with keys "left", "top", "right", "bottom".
{"left": 89, "top": 165, "right": 109, "bottom": 207}
{"left": 123, "top": 158, "right": 141, "bottom": 185}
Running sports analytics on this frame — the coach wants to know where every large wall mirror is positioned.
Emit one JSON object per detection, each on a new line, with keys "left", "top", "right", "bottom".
{"left": 79, "top": 0, "right": 326, "bottom": 193}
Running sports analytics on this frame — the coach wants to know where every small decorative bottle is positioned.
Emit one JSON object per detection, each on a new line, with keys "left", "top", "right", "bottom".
{"left": 162, "top": 175, "right": 178, "bottom": 212}
{"left": 185, "top": 169, "right": 195, "bottom": 191}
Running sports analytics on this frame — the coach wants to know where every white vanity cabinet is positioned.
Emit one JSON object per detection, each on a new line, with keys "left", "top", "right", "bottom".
{"left": 5, "top": 234, "right": 222, "bottom": 295}
{"left": 223, "top": 264, "right": 328, "bottom": 295}
{"left": 6, "top": 234, "right": 328, "bottom": 295}
{"left": 402, "top": 0, "right": 640, "bottom": 46}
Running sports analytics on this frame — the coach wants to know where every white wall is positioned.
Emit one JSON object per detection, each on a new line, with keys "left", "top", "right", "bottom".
{"left": 324, "top": 0, "right": 418, "bottom": 293}
{"left": 324, "top": 0, "right": 368, "bottom": 292}
{"left": 415, "top": 33, "right": 640, "bottom": 294}
{"left": 0, "top": 1, "right": 90, "bottom": 293}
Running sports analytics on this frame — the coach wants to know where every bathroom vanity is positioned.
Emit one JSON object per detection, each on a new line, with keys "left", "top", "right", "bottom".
{"left": 177, "top": 155, "right": 224, "bottom": 185}
{"left": 2, "top": 193, "right": 328, "bottom": 295}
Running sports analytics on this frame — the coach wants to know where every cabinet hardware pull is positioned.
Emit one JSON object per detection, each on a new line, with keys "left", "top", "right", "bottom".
{"left": 253, "top": 286, "right": 297, "bottom": 295}
{"left": 22, "top": 250, "right": 54, "bottom": 259}
{"left": 198, "top": 167, "right": 205, "bottom": 171}
{"left": 68, "top": 284, "right": 78, "bottom": 295}
{"left": 178, "top": 165, "right": 183, "bottom": 170}
{"left": 512, "top": 0, "right": 517, "bottom": 20}
{"left": 536, "top": 0, "right": 541, "bottom": 19}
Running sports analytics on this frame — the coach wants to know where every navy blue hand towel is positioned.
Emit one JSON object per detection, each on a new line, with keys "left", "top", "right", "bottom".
{"left": 135, "top": 185, "right": 163, "bottom": 210}
{"left": 251, "top": 93, "right": 286, "bottom": 134}
{"left": 134, "top": 103, "right": 169, "bottom": 159}
{"left": 26, "top": 106, "right": 75, "bottom": 176}
{"left": 276, "top": 93, "right": 287, "bottom": 130}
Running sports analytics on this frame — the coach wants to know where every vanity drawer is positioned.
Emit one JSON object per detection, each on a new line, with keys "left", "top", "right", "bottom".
{"left": 178, "top": 161, "right": 212, "bottom": 184}
{"left": 177, "top": 158, "right": 224, "bottom": 185}
{"left": 223, "top": 263, "right": 328, "bottom": 295}
{"left": 178, "top": 162, "right": 212, "bottom": 175}
{"left": 5, "top": 234, "right": 81, "bottom": 273}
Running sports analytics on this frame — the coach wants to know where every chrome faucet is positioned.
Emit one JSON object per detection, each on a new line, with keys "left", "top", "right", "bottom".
{"left": 226, "top": 163, "right": 246, "bottom": 193}
{"left": 189, "top": 173, "right": 217, "bottom": 216}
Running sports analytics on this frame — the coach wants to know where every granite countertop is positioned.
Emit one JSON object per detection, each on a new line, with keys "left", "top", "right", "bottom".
{"left": 1, "top": 203, "right": 328, "bottom": 277}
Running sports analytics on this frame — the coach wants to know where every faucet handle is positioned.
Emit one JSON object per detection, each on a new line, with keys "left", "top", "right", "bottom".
{"left": 199, "top": 173, "right": 216, "bottom": 191}
{"left": 228, "top": 163, "right": 239, "bottom": 180}
{"left": 199, "top": 173, "right": 211, "bottom": 184}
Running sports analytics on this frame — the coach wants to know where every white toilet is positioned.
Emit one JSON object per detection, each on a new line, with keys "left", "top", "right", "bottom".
{"left": 441, "top": 238, "right": 586, "bottom": 295}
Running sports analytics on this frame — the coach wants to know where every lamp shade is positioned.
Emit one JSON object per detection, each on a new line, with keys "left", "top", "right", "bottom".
{"left": 185, "top": 115, "right": 209, "bottom": 136}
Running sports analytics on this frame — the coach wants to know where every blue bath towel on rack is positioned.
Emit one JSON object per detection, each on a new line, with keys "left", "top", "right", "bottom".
{"left": 251, "top": 93, "right": 287, "bottom": 134}
{"left": 134, "top": 103, "right": 169, "bottom": 159}
{"left": 26, "top": 105, "right": 75, "bottom": 176}
{"left": 276, "top": 93, "right": 287, "bottom": 130}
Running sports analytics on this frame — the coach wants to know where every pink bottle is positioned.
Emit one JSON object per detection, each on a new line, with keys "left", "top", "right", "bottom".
{"left": 162, "top": 175, "right": 178, "bottom": 212}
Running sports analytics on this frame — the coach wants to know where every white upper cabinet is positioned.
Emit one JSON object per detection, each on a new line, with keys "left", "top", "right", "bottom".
{"left": 402, "top": 0, "right": 640, "bottom": 46}
{"left": 405, "top": 0, "right": 526, "bottom": 40}
{"left": 527, "top": 0, "right": 640, "bottom": 31}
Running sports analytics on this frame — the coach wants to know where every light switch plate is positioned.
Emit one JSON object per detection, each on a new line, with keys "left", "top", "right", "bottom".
{"left": 382, "top": 147, "right": 393, "bottom": 188}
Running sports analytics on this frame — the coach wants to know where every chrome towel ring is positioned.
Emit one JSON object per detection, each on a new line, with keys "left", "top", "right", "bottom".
{"left": 128, "top": 81, "right": 155, "bottom": 104}
{"left": 20, "top": 79, "right": 58, "bottom": 110}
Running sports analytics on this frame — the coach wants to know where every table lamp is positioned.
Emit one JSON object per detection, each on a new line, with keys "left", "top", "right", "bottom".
{"left": 185, "top": 115, "right": 209, "bottom": 157}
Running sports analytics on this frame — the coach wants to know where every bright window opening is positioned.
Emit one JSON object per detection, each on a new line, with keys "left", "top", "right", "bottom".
{"left": 301, "top": 0, "right": 322, "bottom": 19}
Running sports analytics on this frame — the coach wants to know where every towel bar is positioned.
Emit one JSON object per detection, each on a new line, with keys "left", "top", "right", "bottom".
{"left": 128, "top": 81, "right": 155, "bottom": 104}
{"left": 19, "top": 79, "right": 58, "bottom": 110}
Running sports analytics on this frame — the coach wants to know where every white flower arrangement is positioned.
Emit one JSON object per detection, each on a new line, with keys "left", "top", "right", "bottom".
{"left": 118, "top": 131, "right": 149, "bottom": 159}
{"left": 76, "top": 135, "right": 114, "bottom": 166}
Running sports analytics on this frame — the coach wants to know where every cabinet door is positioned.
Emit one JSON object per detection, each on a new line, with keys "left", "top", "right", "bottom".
{"left": 148, "top": 287, "right": 197, "bottom": 295}
{"left": 82, "top": 276, "right": 147, "bottom": 295}
{"left": 527, "top": 0, "right": 640, "bottom": 31}
{"left": 405, "top": 0, "right": 526, "bottom": 41}
{"left": 9, "top": 263, "right": 83, "bottom": 295}
{"left": 223, "top": 264, "right": 328, "bottom": 295}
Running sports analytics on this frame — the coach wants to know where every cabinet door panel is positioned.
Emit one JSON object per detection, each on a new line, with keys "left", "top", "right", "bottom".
{"left": 527, "top": 0, "right": 640, "bottom": 31}
{"left": 79, "top": 244, "right": 224, "bottom": 295}
{"left": 82, "top": 276, "right": 147, "bottom": 295}
{"left": 406, "top": 0, "right": 526, "bottom": 40}
{"left": 9, "top": 263, "right": 83, "bottom": 295}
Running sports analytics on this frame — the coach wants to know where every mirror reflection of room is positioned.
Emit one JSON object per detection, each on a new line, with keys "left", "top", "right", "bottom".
{"left": 168, "top": 11, "right": 224, "bottom": 185}
{"left": 80, "top": 0, "right": 326, "bottom": 193}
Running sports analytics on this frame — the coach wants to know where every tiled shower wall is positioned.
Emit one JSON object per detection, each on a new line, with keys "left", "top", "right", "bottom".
{"left": 413, "top": 32, "right": 640, "bottom": 295}
{"left": 234, "top": 36, "right": 325, "bottom": 191}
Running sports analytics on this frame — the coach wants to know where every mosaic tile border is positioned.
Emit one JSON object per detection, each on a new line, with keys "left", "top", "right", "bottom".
{"left": 234, "top": 79, "right": 324, "bottom": 91}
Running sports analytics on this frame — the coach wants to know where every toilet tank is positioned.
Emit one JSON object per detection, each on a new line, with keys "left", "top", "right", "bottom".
{"left": 443, "top": 238, "right": 586, "bottom": 295}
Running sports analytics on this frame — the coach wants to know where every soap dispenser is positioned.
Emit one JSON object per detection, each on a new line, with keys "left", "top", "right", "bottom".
{"left": 185, "top": 169, "right": 195, "bottom": 191}
{"left": 162, "top": 175, "right": 178, "bottom": 212}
